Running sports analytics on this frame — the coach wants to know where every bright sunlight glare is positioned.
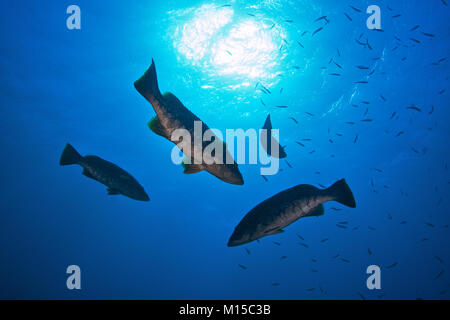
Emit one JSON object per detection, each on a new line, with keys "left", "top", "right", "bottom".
{"left": 173, "top": 4, "right": 287, "bottom": 90}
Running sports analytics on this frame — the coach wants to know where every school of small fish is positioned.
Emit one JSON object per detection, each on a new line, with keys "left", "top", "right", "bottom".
{"left": 59, "top": 1, "right": 449, "bottom": 300}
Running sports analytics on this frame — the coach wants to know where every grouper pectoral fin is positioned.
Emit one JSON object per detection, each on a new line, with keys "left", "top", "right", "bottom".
{"left": 147, "top": 116, "right": 166, "bottom": 137}
{"left": 304, "top": 204, "right": 325, "bottom": 217}
{"left": 107, "top": 188, "right": 120, "bottom": 195}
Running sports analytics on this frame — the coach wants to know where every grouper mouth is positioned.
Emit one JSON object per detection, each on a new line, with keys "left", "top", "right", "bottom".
{"left": 220, "top": 169, "right": 244, "bottom": 185}
{"left": 138, "top": 194, "right": 150, "bottom": 202}
{"left": 227, "top": 239, "right": 242, "bottom": 247}
{"left": 227, "top": 233, "right": 253, "bottom": 247}
{"left": 226, "top": 176, "right": 244, "bottom": 186}
{"left": 207, "top": 167, "right": 244, "bottom": 185}
{"left": 127, "top": 191, "right": 150, "bottom": 202}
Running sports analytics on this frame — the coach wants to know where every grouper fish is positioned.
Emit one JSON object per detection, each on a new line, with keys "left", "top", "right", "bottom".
{"left": 59, "top": 144, "right": 149, "bottom": 201}
{"left": 228, "top": 179, "right": 356, "bottom": 246}
{"left": 134, "top": 60, "right": 244, "bottom": 185}
{"left": 260, "top": 114, "right": 287, "bottom": 159}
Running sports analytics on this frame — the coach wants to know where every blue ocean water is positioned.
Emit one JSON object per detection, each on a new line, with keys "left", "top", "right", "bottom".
{"left": 0, "top": 0, "right": 449, "bottom": 299}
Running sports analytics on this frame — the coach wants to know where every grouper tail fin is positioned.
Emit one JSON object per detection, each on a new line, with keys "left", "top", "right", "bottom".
{"left": 134, "top": 59, "right": 162, "bottom": 101}
{"left": 326, "top": 179, "right": 356, "bottom": 208}
{"left": 59, "top": 143, "right": 83, "bottom": 166}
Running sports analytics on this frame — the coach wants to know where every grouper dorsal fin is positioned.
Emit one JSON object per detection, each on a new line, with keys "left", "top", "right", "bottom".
{"left": 263, "top": 114, "right": 272, "bottom": 131}
{"left": 304, "top": 204, "right": 325, "bottom": 217}
{"left": 148, "top": 116, "right": 166, "bottom": 137}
